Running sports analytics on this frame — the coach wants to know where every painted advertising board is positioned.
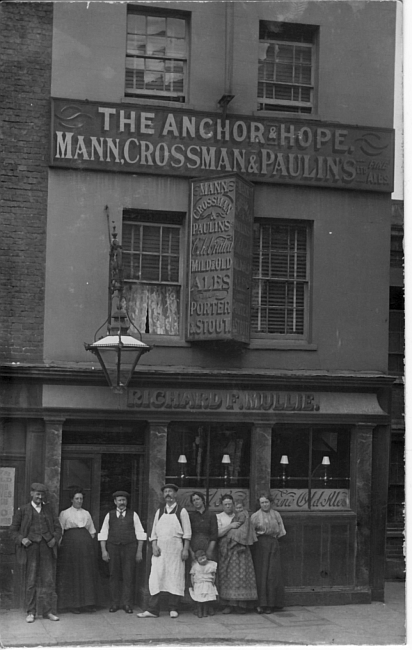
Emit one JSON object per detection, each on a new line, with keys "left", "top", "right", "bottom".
{"left": 187, "top": 174, "right": 254, "bottom": 343}
{"left": 0, "top": 467, "right": 15, "bottom": 526}
{"left": 50, "top": 98, "right": 394, "bottom": 192}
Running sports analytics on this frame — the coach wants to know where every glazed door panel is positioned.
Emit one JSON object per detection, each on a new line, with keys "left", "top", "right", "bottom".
{"left": 60, "top": 446, "right": 144, "bottom": 530}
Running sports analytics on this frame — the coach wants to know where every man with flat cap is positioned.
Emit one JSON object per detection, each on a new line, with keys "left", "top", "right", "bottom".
{"left": 138, "top": 483, "right": 191, "bottom": 619}
{"left": 99, "top": 490, "right": 146, "bottom": 614}
{"left": 9, "top": 483, "right": 62, "bottom": 623}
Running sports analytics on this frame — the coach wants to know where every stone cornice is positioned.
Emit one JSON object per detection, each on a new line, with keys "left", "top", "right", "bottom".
{"left": 0, "top": 361, "right": 395, "bottom": 391}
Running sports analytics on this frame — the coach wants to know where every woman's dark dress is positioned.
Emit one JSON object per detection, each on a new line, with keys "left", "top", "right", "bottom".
{"left": 250, "top": 509, "right": 286, "bottom": 609}
{"left": 189, "top": 509, "right": 218, "bottom": 557}
{"left": 57, "top": 508, "right": 99, "bottom": 610}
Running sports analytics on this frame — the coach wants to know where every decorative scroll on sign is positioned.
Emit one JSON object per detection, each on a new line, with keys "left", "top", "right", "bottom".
{"left": 0, "top": 467, "right": 15, "bottom": 526}
{"left": 270, "top": 488, "right": 350, "bottom": 511}
{"left": 187, "top": 174, "right": 254, "bottom": 343}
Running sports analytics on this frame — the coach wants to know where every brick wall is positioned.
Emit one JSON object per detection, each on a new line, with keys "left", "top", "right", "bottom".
{"left": 0, "top": 2, "right": 53, "bottom": 362}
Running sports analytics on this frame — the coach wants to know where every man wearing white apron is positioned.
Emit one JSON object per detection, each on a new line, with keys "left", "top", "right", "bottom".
{"left": 137, "top": 484, "right": 191, "bottom": 619}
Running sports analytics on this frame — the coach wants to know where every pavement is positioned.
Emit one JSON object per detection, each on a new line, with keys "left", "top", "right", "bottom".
{"left": 0, "top": 582, "right": 406, "bottom": 648}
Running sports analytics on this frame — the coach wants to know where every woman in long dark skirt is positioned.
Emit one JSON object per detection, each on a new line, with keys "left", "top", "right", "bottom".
{"left": 250, "top": 493, "right": 286, "bottom": 614}
{"left": 57, "top": 486, "right": 99, "bottom": 613}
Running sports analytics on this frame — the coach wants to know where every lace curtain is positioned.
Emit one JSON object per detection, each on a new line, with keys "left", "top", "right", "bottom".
{"left": 123, "top": 283, "right": 180, "bottom": 336}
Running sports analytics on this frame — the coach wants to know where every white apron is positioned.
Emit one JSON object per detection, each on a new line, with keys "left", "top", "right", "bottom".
{"left": 149, "top": 511, "right": 185, "bottom": 596}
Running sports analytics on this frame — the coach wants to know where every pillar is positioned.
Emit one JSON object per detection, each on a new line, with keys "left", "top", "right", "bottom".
{"left": 250, "top": 423, "right": 272, "bottom": 508}
{"left": 146, "top": 420, "right": 168, "bottom": 531}
{"left": 43, "top": 419, "right": 64, "bottom": 514}
{"left": 25, "top": 419, "right": 45, "bottom": 494}
{"left": 353, "top": 424, "right": 373, "bottom": 588}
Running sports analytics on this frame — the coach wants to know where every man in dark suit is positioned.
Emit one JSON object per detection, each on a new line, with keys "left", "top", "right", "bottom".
{"left": 99, "top": 490, "right": 146, "bottom": 614}
{"left": 9, "top": 483, "right": 62, "bottom": 623}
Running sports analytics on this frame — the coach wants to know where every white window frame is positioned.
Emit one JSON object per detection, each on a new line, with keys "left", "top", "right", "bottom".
{"left": 258, "top": 22, "right": 317, "bottom": 114}
{"left": 251, "top": 220, "right": 310, "bottom": 340}
{"left": 125, "top": 7, "right": 189, "bottom": 103}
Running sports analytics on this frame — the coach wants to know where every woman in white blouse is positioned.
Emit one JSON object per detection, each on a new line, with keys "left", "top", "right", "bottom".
{"left": 57, "top": 486, "right": 99, "bottom": 614}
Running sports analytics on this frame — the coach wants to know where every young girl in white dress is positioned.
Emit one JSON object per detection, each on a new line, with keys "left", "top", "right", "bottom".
{"left": 189, "top": 549, "right": 218, "bottom": 618}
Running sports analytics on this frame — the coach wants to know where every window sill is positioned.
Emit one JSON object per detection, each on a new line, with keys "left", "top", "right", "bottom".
{"left": 248, "top": 340, "right": 317, "bottom": 350}
{"left": 122, "top": 97, "right": 194, "bottom": 110}
{"left": 253, "top": 110, "right": 322, "bottom": 121}
{"left": 142, "top": 336, "right": 191, "bottom": 347}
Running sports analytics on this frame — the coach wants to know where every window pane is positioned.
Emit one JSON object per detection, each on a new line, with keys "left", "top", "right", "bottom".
{"left": 166, "top": 37, "right": 186, "bottom": 58}
{"left": 142, "top": 227, "right": 161, "bottom": 251}
{"left": 167, "top": 17, "right": 185, "bottom": 38}
{"left": 276, "top": 63, "right": 293, "bottom": 83}
{"left": 127, "top": 34, "right": 146, "bottom": 55}
{"left": 166, "top": 423, "right": 251, "bottom": 489}
{"left": 146, "top": 59, "right": 165, "bottom": 72}
{"left": 271, "top": 428, "right": 310, "bottom": 489}
{"left": 147, "top": 16, "right": 166, "bottom": 36}
{"left": 146, "top": 35, "right": 166, "bottom": 57}
{"left": 144, "top": 70, "right": 164, "bottom": 91}
{"left": 165, "top": 72, "right": 184, "bottom": 93}
{"left": 128, "top": 14, "right": 146, "bottom": 35}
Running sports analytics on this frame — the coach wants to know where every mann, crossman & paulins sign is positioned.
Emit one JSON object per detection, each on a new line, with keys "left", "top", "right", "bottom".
{"left": 51, "top": 98, "right": 394, "bottom": 192}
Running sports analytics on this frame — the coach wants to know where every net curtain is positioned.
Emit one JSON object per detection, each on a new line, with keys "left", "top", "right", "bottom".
{"left": 123, "top": 283, "right": 180, "bottom": 336}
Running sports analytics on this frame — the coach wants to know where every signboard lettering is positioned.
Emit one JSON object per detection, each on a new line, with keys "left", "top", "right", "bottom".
{"left": 270, "top": 488, "right": 350, "bottom": 511}
{"left": 51, "top": 99, "right": 394, "bottom": 192}
{"left": 127, "top": 388, "right": 319, "bottom": 412}
{"left": 188, "top": 174, "right": 254, "bottom": 343}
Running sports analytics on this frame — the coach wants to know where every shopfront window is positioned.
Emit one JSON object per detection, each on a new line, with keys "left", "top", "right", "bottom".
{"left": 270, "top": 426, "right": 351, "bottom": 510}
{"left": 166, "top": 423, "right": 251, "bottom": 490}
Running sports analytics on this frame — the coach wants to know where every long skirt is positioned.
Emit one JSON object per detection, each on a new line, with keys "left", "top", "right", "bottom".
{"left": 218, "top": 536, "right": 257, "bottom": 602}
{"left": 57, "top": 528, "right": 99, "bottom": 609}
{"left": 251, "top": 535, "right": 285, "bottom": 608}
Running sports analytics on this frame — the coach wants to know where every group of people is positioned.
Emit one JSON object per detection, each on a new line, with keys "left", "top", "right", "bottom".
{"left": 9, "top": 482, "right": 286, "bottom": 623}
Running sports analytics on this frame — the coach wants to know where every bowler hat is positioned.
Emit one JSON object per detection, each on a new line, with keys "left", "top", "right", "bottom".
{"left": 31, "top": 482, "right": 47, "bottom": 492}
{"left": 161, "top": 483, "right": 179, "bottom": 493}
{"left": 113, "top": 490, "right": 130, "bottom": 499}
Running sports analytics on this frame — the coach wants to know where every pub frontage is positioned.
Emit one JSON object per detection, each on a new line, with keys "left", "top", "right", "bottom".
{"left": 0, "top": 0, "right": 396, "bottom": 610}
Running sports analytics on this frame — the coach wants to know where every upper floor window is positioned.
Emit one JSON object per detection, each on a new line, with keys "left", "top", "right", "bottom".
{"left": 251, "top": 221, "right": 310, "bottom": 338}
{"left": 258, "top": 21, "right": 317, "bottom": 114}
{"left": 125, "top": 8, "right": 188, "bottom": 102}
{"left": 122, "top": 210, "right": 184, "bottom": 336}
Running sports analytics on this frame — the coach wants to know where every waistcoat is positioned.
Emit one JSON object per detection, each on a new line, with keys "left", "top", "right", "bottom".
{"left": 108, "top": 510, "right": 136, "bottom": 545}
{"left": 28, "top": 507, "right": 53, "bottom": 543}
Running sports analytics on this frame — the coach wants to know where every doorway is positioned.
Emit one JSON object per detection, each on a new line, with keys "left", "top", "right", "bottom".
{"left": 59, "top": 421, "right": 147, "bottom": 606}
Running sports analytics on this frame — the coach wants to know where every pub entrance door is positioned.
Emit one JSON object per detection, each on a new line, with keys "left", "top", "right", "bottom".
{"left": 60, "top": 446, "right": 144, "bottom": 530}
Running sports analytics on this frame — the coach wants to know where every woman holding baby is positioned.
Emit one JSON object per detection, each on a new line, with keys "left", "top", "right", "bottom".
{"left": 216, "top": 494, "right": 257, "bottom": 614}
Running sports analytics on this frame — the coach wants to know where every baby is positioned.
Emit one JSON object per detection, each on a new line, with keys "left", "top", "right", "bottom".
{"left": 227, "top": 501, "right": 257, "bottom": 551}
{"left": 189, "top": 549, "right": 218, "bottom": 618}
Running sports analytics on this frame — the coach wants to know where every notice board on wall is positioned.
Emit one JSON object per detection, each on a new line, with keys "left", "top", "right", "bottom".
{"left": 0, "top": 467, "right": 15, "bottom": 526}
{"left": 187, "top": 173, "right": 254, "bottom": 344}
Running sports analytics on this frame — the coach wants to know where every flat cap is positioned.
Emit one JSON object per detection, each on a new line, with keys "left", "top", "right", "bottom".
{"left": 113, "top": 490, "right": 130, "bottom": 499}
{"left": 161, "top": 483, "right": 179, "bottom": 493}
{"left": 31, "top": 482, "right": 47, "bottom": 492}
